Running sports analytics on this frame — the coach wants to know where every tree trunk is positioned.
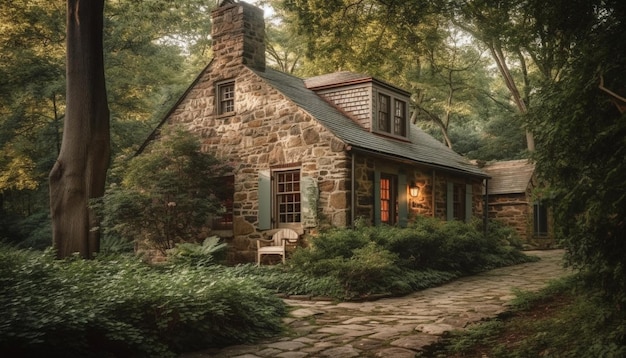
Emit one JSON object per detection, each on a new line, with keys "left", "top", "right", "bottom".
{"left": 49, "top": 0, "right": 110, "bottom": 259}
{"left": 489, "top": 41, "right": 535, "bottom": 151}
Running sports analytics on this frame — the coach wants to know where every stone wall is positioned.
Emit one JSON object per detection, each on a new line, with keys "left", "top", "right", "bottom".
{"left": 211, "top": 2, "right": 265, "bottom": 72}
{"left": 352, "top": 156, "right": 483, "bottom": 224}
{"left": 155, "top": 2, "right": 349, "bottom": 262}
{"left": 487, "top": 193, "right": 531, "bottom": 240}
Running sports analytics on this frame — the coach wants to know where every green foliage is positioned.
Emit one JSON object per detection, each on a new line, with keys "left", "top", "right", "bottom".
{"left": 208, "top": 263, "right": 346, "bottom": 299}
{"left": 528, "top": 0, "right": 626, "bottom": 304}
{"left": 287, "top": 218, "right": 533, "bottom": 299}
{"left": 426, "top": 276, "right": 626, "bottom": 357}
{"left": 0, "top": 0, "right": 214, "bottom": 243}
{"left": 166, "top": 236, "right": 228, "bottom": 267}
{"left": 0, "top": 244, "right": 285, "bottom": 357}
{"left": 95, "top": 127, "right": 231, "bottom": 254}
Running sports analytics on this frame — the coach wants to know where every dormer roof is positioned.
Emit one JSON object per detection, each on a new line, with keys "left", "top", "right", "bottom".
{"left": 305, "top": 71, "right": 410, "bottom": 96}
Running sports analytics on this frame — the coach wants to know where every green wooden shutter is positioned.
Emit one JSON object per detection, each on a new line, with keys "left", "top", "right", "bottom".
{"left": 465, "top": 183, "right": 473, "bottom": 223}
{"left": 446, "top": 182, "right": 454, "bottom": 221}
{"left": 301, "top": 176, "right": 318, "bottom": 228}
{"left": 398, "top": 173, "right": 408, "bottom": 227}
{"left": 258, "top": 170, "right": 271, "bottom": 230}
{"left": 374, "top": 170, "right": 381, "bottom": 225}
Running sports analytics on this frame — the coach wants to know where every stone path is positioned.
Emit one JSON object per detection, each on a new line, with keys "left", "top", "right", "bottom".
{"left": 182, "top": 250, "right": 569, "bottom": 358}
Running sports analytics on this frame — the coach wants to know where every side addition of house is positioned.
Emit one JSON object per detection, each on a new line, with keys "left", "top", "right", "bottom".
{"left": 482, "top": 159, "right": 554, "bottom": 248}
{"left": 142, "top": 1, "right": 490, "bottom": 263}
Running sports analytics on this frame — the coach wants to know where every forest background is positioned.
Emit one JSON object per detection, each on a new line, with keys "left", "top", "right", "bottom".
{"left": 1, "top": 0, "right": 625, "bottom": 304}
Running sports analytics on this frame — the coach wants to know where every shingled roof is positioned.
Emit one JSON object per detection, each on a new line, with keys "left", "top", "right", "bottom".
{"left": 304, "top": 71, "right": 410, "bottom": 96}
{"left": 482, "top": 159, "right": 535, "bottom": 195}
{"left": 253, "top": 68, "right": 488, "bottom": 178}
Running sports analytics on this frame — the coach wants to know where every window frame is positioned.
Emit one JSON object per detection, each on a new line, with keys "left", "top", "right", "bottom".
{"left": 533, "top": 201, "right": 549, "bottom": 237}
{"left": 394, "top": 99, "right": 407, "bottom": 137}
{"left": 377, "top": 93, "right": 391, "bottom": 133}
{"left": 446, "top": 181, "right": 473, "bottom": 222}
{"left": 379, "top": 173, "right": 397, "bottom": 225}
{"left": 273, "top": 168, "right": 302, "bottom": 227}
{"left": 217, "top": 80, "right": 235, "bottom": 115}
{"left": 373, "top": 87, "right": 409, "bottom": 139}
{"left": 212, "top": 175, "right": 234, "bottom": 230}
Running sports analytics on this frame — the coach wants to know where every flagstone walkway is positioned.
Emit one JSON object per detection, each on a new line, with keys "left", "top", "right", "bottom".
{"left": 182, "top": 250, "right": 569, "bottom": 358}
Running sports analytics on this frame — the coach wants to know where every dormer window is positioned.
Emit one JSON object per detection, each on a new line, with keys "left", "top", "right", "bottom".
{"left": 304, "top": 71, "right": 411, "bottom": 139}
{"left": 218, "top": 81, "right": 235, "bottom": 115}
{"left": 378, "top": 94, "right": 390, "bottom": 132}
{"left": 376, "top": 91, "right": 408, "bottom": 138}
{"left": 394, "top": 99, "right": 407, "bottom": 137}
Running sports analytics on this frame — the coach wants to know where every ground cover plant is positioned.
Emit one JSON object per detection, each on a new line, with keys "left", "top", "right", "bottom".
{"left": 0, "top": 243, "right": 285, "bottom": 357}
{"left": 421, "top": 276, "right": 626, "bottom": 357}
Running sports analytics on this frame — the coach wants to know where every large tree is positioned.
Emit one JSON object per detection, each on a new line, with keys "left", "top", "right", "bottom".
{"left": 529, "top": 0, "right": 626, "bottom": 303}
{"left": 49, "top": 0, "right": 110, "bottom": 258}
{"left": 1, "top": 0, "right": 213, "bottom": 248}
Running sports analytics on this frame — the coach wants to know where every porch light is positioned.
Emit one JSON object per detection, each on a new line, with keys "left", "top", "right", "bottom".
{"left": 409, "top": 182, "right": 419, "bottom": 197}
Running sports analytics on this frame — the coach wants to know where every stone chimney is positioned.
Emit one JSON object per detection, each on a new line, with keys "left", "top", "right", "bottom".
{"left": 211, "top": 1, "right": 266, "bottom": 72}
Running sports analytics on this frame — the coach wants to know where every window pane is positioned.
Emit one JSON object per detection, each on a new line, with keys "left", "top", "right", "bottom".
{"left": 380, "top": 177, "right": 393, "bottom": 224}
{"left": 452, "top": 184, "right": 465, "bottom": 221}
{"left": 378, "top": 94, "right": 390, "bottom": 132}
{"left": 212, "top": 175, "right": 234, "bottom": 230}
{"left": 394, "top": 100, "right": 406, "bottom": 136}
{"left": 218, "top": 82, "right": 235, "bottom": 114}
{"left": 275, "top": 169, "right": 301, "bottom": 223}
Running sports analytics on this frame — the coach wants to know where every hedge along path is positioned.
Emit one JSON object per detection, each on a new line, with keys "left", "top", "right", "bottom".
{"left": 183, "top": 250, "right": 570, "bottom": 358}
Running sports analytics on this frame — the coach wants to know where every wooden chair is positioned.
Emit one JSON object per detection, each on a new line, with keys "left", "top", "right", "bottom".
{"left": 256, "top": 228, "right": 299, "bottom": 265}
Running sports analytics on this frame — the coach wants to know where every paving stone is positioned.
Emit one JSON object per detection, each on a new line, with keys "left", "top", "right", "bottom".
{"left": 351, "top": 337, "right": 385, "bottom": 350}
{"left": 255, "top": 348, "right": 282, "bottom": 357}
{"left": 416, "top": 323, "right": 459, "bottom": 335}
{"left": 290, "top": 308, "right": 324, "bottom": 318}
{"left": 319, "top": 345, "right": 361, "bottom": 358}
{"left": 266, "top": 341, "right": 307, "bottom": 351}
{"left": 390, "top": 334, "right": 440, "bottom": 349}
{"left": 276, "top": 352, "right": 309, "bottom": 358}
{"left": 374, "top": 347, "right": 420, "bottom": 358}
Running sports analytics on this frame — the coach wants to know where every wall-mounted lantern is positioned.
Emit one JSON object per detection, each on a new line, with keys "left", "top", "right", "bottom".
{"left": 409, "top": 182, "right": 420, "bottom": 197}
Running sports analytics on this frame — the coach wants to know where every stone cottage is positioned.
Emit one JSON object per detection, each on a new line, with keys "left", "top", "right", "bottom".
{"left": 141, "top": 1, "right": 490, "bottom": 262}
{"left": 482, "top": 159, "right": 554, "bottom": 248}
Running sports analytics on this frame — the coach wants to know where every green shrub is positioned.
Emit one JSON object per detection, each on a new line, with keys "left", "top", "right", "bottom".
{"left": 286, "top": 218, "right": 534, "bottom": 299}
{"left": 95, "top": 127, "right": 232, "bottom": 255}
{"left": 0, "top": 244, "right": 285, "bottom": 357}
{"left": 166, "top": 236, "right": 228, "bottom": 267}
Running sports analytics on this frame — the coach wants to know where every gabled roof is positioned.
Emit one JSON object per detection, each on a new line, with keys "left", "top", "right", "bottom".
{"left": 253, "top": 68, "right": 488, "bottom": 178}
{"left": 482, "top": 159, "right": 535, "bottom": 195}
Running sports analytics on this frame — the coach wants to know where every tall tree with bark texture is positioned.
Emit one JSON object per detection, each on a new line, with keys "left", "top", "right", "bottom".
{"left": 49, "top": 0, "right": 110, "bottom": 259}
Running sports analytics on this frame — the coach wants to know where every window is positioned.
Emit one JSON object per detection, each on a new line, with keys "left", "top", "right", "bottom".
{"left": 380, "top": 174, "right": 397, "bottom": 225}
{"left": 374, "top": 171, "right": 407, "bottom": 227}
{"left": 447, "top": 182, "right": 472, "bottom": 222}
{"left": 212, "top": 175, "right": 234, "bottom": 230}
{"left": 275, "top": 170, "right": 301, "bottom": 224}
{"left": 378, "top": 94, "right": 390, "bottom": 132}
{"left": 533, "top": 202, "right": 548, "bottom": 236}
{"left": 376, "top": 93, "right": 407, "bottom": 137}
{"left": 452, "top": 183, "right": 465, "bottom": 221}
{"left": 217, "top": 81, "right": 235, "bottom": 114}
{"left": 394, "top": 99, "right": 406, "bottom": 136}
